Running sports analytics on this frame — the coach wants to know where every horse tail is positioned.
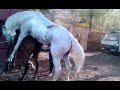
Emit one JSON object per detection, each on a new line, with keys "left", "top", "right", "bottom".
{"left": 70, "top": 37, "right": 85, "bottom": 78}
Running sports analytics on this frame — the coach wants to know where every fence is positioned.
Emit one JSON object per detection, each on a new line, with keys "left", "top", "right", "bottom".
{"left": 69, "top": 24, "right": 104, "bottom": 52}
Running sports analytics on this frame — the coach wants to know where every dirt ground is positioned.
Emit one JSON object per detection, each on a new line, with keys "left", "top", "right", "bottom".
{"left": 0, "top": 51, "right": 120, "bottom": 81}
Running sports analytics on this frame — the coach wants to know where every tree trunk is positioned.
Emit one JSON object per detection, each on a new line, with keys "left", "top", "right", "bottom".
{"left": 87, "top": 9, "right": 93, "bottom": 51}
{"left": 89, "top": 9, "right": 93, "bottom": 31}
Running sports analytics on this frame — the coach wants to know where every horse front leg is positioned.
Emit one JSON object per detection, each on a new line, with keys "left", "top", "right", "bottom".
{"left": 7, "top": 33, "right": 26, "bottom": 62}
{"left": 4, "top": 59, "right": 15, "bottom": 72}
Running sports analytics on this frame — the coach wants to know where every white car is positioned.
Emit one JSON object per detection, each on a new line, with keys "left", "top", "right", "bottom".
{"left": 100, "top": 31, "right": 120, "bottom": 55}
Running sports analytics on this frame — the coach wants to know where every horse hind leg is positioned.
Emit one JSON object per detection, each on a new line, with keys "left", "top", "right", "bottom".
{"left": 51, "top": 43, "right": 70, "bottom": 81}
{"left": 18, "top": 62, "right": 29, "bottom": 81}
{"left": 18, "top": 53, "right": 30, "bottom": 81}
{"left": 63, "top": 54, "right": 72, "bottom": 81}
{"left": 48, "top": 50, "right": 54, "bottom": 75}
{"left": 32, "top": 43, "right": 41, "bottom": 80}
{"left": 32, "top": 59, "right": 39, "bottom": 80}
{"left": 51, "top": 56, "right": 61, "bottom": 81}
{"left": 50, "top": 50, "right": 62, "bottom": 81}
{"left": 44, "top": 50, "right": 53, "bottom": 77}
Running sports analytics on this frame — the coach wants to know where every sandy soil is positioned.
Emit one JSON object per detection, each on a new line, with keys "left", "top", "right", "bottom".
{"left": 1, "top": 52, "right": 120, "bottom": 81}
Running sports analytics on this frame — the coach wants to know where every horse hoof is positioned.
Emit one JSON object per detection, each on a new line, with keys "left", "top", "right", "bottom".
{"left": 33, "top": 77, "right": 35, "bottom": 79}
{"left": 49, "top": 73, "right": 52, "bottom": 77}
{"left": 51, "top": 79, "right": 56, "bottom": 81}
{"left": 64, "top": 78, "right": 69, "bottom": 81}
{"left": 18, "top": 78, "right": 23, "bottom": 81}
{"left": 1, "top": 72, "right": 6, "bottom": 76}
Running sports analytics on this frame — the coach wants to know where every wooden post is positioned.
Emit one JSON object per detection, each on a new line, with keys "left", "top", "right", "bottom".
{"left": 80, "top": 28, "right": 90, "bottom": 51}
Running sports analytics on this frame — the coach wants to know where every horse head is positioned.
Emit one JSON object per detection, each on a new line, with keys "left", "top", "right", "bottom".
{"left": 2, "top": 25, "right": 16, "bottom": 46}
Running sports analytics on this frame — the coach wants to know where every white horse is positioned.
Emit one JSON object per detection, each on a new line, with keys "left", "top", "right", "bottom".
{"left": 2, "top": 11, "right": 85, "bottom": 81}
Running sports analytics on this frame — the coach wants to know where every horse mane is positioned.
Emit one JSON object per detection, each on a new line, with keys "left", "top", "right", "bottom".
{"left": 35, "top": 11, "right": 55, "bottom": 26}
{"left": 5, "top": 11, "right": 37, "bottom": 31}
{"left": 5, "top": 11, "right": 56, "bottom": 32}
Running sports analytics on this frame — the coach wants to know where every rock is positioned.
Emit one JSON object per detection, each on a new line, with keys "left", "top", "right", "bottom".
{"left": 93, "top": 66, "right": 98, "bottom": 71}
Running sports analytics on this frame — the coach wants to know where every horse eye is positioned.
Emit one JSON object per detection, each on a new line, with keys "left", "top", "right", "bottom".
{"left": 2, "top": 25, "right": 5, "bottom": 29}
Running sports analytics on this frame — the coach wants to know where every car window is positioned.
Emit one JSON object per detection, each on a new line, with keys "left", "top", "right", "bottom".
{"left": 103, "top": 33, "right": 119, "bottom": 41}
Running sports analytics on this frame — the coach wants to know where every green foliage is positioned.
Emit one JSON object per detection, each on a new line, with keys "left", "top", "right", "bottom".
{"left": 28, "top": 9, "right": 120, "bottom": 32}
